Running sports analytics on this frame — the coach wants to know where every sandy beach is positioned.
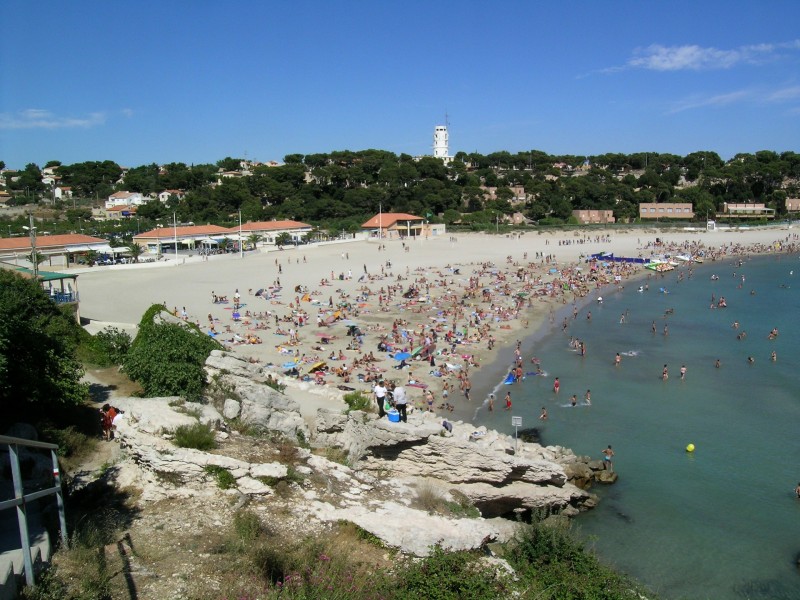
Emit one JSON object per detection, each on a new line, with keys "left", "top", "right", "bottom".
{"left": 73, "top": 226, "right": 798, "bottom": 423}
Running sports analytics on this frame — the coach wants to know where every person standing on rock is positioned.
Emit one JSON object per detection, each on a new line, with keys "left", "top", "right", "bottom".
{"left": 374, "top": 380, "right": 388, "bottom": 418}
{"left": 602, "top": 445, "right": 615, "bottom": 471}
{"left": 392, "top": 382, "right": 407, "bottom": 423}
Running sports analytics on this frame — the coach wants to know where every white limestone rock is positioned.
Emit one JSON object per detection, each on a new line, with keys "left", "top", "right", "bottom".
{"left": 205, "top": 350, "right": 266, "bottom": 380}
{"left": 250, "top": 463, "right": 288, "bottom": 479}
{"left": 222, "top": 399, "right": 241, "bottom": 420}
{"left": 236, "top": 476, "right": 274, "bottom": 496}
{"left": 312, "top": 500, "right": 519, "bottom": 557}
{"left": 454, "top": 481, "right": 591, "bottom": 518}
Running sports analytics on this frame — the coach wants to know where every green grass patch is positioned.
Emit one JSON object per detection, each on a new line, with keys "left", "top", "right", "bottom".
{"left": 173, "top": 421, "right": 216, "bottom": 450}
{"left": 204, "top": 465, "right": 236, "bottom": 489}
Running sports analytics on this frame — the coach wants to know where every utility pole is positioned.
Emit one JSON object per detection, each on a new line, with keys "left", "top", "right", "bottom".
{"left": 24, "top": 214, "right": 38, "bottom": 279}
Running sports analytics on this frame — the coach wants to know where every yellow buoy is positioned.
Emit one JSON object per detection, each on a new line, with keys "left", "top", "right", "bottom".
{"left": 686, "top": 443, "right": 695, "bottom": 452}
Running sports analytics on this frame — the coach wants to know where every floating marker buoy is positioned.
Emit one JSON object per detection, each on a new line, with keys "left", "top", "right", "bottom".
{"left": 686, "top": 443, "right": 695, "bottom": 453}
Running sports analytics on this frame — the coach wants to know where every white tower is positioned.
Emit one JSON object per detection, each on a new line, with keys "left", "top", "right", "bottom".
{"left": 433, "top": 123, "right": 452, "bottom": 163}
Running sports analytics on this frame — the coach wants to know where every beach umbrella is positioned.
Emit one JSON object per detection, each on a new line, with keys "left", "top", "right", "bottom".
{"left": 393, "top": 352, "right": 411, "bottom": 361}
{"left": 232, "top": 312, "right": 241, "bottom": 320}
{"left": 340, "top": 319, "right": 358, "bottom": 326}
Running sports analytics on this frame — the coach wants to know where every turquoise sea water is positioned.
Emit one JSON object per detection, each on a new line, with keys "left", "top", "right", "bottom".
{"left": 475, "top": 253, "right": 800, "bottom": 600}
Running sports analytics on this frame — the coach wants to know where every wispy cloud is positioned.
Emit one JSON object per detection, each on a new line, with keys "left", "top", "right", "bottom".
{"left": 603, "top": 39, "right": 800, "bottom": 73}
{"left": 0, "top": 108, "right": 107, "bottom": 130}
{"left": 766, "top": 85, "right": 800, "bottom": 102}
{"left": 668, "top": 83, "right": 800, "bottom": 114}
{"left": 668, "top": 90, "right": 753, "bottom": 113}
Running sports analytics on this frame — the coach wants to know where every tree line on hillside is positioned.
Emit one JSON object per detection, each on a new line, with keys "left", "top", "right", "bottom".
{"left": 4, "top": 149, "right": 800, "bottom": 231}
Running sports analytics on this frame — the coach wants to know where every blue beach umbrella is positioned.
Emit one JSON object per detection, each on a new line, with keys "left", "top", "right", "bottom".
{"left": 393, "top": 352, "right": 412, "bottom": 361}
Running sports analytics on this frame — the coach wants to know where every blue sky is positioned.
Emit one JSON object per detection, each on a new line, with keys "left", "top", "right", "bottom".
{"left": 2, "top": 1, "right": 799, "bottom": 169}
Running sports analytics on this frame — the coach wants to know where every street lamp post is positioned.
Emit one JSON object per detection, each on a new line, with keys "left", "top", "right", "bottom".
{"left": 173, "top": 212, "right": 178, "bottom": 264}
{"left": 238, "top": 210, "right": 243, "bottom": 259}
{"left": 23, "top": 214, "right": 38, "bottom": 279}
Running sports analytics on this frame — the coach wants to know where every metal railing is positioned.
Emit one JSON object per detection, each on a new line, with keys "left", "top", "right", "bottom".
{"left": 0, "top": 435, "right": 68, "bottom": 587}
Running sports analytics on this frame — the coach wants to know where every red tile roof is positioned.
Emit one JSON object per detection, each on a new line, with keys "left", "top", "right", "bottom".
{"left": 361, "top": 213, "right": 424, "bottom": 228}
{"left": 134, "top": 225, "right": 232, "bottom": 239}
{"left": 0, "top": 234, "right": 107, "bottom": 252}
{"left": 230, "top": 220, "right": 312, "bottom": 233}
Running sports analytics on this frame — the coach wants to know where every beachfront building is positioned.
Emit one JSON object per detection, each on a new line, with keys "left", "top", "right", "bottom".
{"left": 572, "top": 209, "right": 615, "bottom": 224}
{"left": 0, "top": 233, "right": 113, "bottom": 270}
{"left": 433, "top": 125, "right": 453, "bottom": 164}
{"left": 719, "top": 202, "right": 775, "bottom": 219}
{"left": 786, "top": 198, "right": 800, "bottom": 213}
{"left": 639, "top": 203, "right": 694, "bottom": 220}
{"left": 361, "top": 213, "right": 427, "bottom": 239}
{"left": 133, "top": 224, "right": 233, "bottom": 254}
{"left": 235, "top": 220, "right": 313, "bottom": 245}
{"left": 0, "top": 264, "right": 82, "bottom": 321}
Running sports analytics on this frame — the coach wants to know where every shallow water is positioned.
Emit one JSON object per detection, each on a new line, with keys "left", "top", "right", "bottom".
{"left": 475, "top": 253, "right": 800, "bottom": 599}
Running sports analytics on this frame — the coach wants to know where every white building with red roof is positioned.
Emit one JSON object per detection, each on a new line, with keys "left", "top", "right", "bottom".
{"left": 361, "top": 212, "right": 427, "bottom": 239}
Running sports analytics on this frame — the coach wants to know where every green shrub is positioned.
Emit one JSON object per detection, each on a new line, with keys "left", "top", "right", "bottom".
{"left": 204, "top": 465, "right": 235, "bottom": 489}
{"left": 0, "top": 270, "right": 87, "bottom": 414}
{"left": 89, "top": 326, "right": 132, "bottom": 366}
{"left": 396, "top": 546, "right": 509, "bottom": 599}
{"left": 232, "top": 509, "right": 263, "bottom": 545}
{"left": 506, "top": 519, "right": 648, "bottom": 600}
{"left": 173, "top": 422, "right": 216, "bottom": 450}
{"left": 123, "top": 304, "right": 221, "bottom": 400}
{"left": 343, "top": 391, "right": 372, "bottom": 413}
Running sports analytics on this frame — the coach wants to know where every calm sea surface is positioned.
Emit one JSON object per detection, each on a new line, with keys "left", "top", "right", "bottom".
{"left": 474, "top": 253, "right": 800, "bottom": 600}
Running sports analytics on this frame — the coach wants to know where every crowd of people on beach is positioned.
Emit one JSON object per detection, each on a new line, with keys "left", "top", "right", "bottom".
{"left": 164, "top": 233, "right": 797, "bottom": 444}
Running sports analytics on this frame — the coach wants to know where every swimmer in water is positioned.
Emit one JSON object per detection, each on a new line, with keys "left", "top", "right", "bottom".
{"left": 584, "top": 389, "right": 591, "bottom": 405}
{"left": 715, "top": 359, "right": 721, "bottom": 368}
{"left": 553, "top": 377, "right": 560, "bottom": 394}
{"left": 680, "top": 365, "right": 687, "bottom": 381}
{"left": 539, "top": 406, "right": 548, "bottom": 420}
{"left": 662, "top": 364, "right": 669, "bottom": 381}
{"left": 615, "top": 353, "right": 621, "bottom": 367}
{"left": 570, "top": 394, "right": 578, "bottom": 407}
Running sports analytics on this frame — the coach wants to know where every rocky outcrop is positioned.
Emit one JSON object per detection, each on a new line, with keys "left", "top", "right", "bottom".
{"left": 95, "top": 352, "right": 611, "bottom": 556}
{"left": 109, "top": 396, "right": 287, "bottom": 500}
{"left": 204, "top": 352, "right": 309, "bottom": 440}
{"left": 311, "top": 500, "right": 520, "bottom": 557}
{"left": 314, "top": 408, "right": 599, "bottom": 518}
